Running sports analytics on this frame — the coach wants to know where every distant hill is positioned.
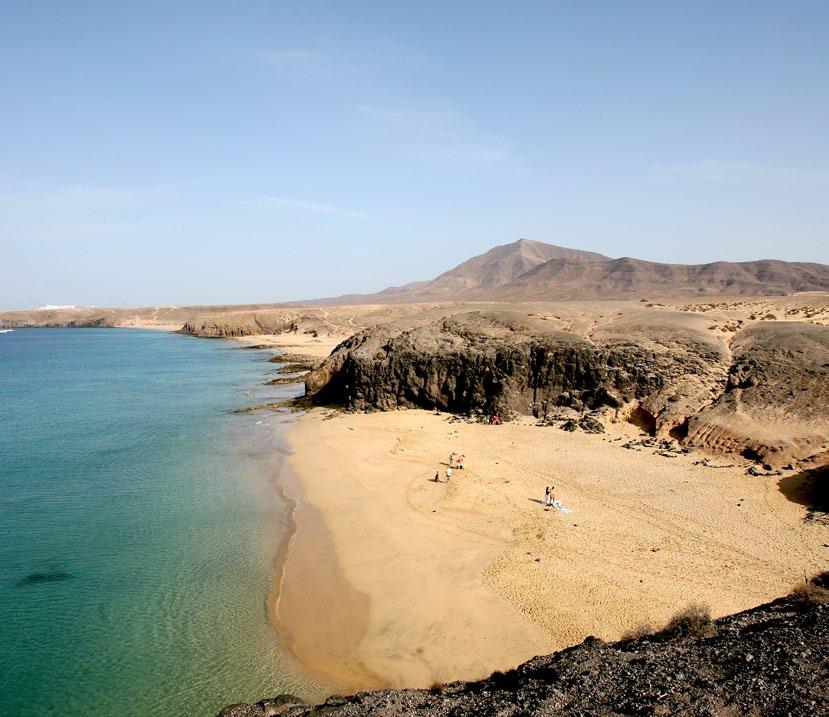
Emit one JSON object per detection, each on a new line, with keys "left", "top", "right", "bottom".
{"left": 318, "top": 238, "right": 828, "bottom": 303}
{"left": 414, "top": 238, "right": 609, "bottom": 298}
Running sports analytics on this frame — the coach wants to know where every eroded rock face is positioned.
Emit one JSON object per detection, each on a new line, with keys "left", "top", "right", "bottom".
{"left": 306, "top": 312, "right": 829, "bottom": 468}
{"left": 306, "top": 310, "right": 729, "bottom": 436}
{"left": 686, "top": 322, "right": 829, "bottom": 467}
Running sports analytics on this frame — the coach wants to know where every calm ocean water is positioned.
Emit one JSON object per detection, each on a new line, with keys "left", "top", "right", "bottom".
{"left": 0, "top": 329, "right": 320, "bottom": 716}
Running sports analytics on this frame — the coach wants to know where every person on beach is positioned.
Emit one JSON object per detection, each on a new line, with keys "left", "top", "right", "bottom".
{"left": 544, "top": 486, "right": 551, "bottom": 507}
{"left": 456, "top": 455, "right": 465, "bottom": 469}
{"left": 449, "top": 451, "right": 456, "bottom": 468}
{"left": 446, "top": 466, "right": 453, "bottom": 480}
{"left": 434, "top": 470, "right": 441, "bottom": 482}
{"left": 549, "top": 486, "right": 566, "bottom": 511}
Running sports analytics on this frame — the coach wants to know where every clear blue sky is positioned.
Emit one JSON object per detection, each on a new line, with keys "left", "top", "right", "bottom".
{"left": 2, "top": 1, "right": 827, "bottom": 309}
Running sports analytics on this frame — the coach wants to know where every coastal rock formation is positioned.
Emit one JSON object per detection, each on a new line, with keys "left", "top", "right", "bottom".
{"left": 306, "top": 309, "right": 728, "bottom": 431}
{"left": 218, "top": 586, "right": 828, "bottom": 716}
{"left": 685, "top": 321, "right": 829, "bottom": 468}
{"left": 305, "top": 309, "right": 829, "bottom": 467}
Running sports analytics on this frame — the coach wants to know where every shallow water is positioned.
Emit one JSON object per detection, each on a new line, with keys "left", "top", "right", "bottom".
{"left": 0, "top": 329, "right": 320, "bottom": 716}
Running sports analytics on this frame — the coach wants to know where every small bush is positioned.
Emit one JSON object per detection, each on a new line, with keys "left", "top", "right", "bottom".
{"left": 489, "top": 669, "right": 521, "bottom": 689}
{"left": 791, "top": 571, "right": 829, "bottom": 608}
{"left": 657, "top": 603, "right": 714, "bottom": 639}
{"left": 428, "top": 681, "right": 444, "bottom": 694}
{"left": 620, "top": 623, "right": 655, "bottom": 641}
{"left": 810, "top": 570, "right": 829, "bottom": 589}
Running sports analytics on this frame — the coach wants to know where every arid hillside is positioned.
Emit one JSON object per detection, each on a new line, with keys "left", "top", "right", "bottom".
{"left": 314, "top": 238, "right": 828, "bottom": 303}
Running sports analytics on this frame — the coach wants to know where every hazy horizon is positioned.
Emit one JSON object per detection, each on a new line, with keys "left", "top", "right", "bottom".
{"left": 3, "top": 1, "right": 828, "bottom": 310}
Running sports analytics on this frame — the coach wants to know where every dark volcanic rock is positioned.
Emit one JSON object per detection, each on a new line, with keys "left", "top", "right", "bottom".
{"left": 306, "top": 311, "right": 829, "bottom": 467}
{"left": 578, "top": 415, "right": 605, "bottom": 433}
{"left": 306, "top": 310, "right": 728, "bottom": 436}
{"left": 218, "top": 695, "right": 307, "bottom": 716}
{"left": 219, "top": 589, "right": 828, "bottom": 716}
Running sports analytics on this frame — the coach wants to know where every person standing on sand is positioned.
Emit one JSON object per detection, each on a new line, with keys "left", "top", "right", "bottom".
{"left": 544, "top": 486, "right": 551, "bottom": 507}
{"left": 449, "top": 451, "right": 456, "bottom": 468}
{"left": 446, "top": 466, "right": 453, "bottom": 480}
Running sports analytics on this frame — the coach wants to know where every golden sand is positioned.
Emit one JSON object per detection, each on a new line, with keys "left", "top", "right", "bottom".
{"left": 273, "top": 408, "right": 826, "bottom": 691}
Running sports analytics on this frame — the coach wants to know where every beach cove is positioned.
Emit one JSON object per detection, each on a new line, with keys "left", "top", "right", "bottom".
{"left": 273, "top": 403, "right": 827, "bottom": 692}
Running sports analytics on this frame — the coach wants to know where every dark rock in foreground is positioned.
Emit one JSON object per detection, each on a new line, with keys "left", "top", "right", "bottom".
{"left": 219, "top": 589, "right": 827, "bottom": 716}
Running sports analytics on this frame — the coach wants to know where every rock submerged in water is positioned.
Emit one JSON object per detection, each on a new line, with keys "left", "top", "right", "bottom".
{"left": 17, "top": 571, "right": 72, "bottom": 587}
{"left": 217, "top": 695, "right": 307, "bottom": 716}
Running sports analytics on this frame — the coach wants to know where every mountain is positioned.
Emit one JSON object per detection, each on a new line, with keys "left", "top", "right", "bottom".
{"left": 312, "top": 239, "right": 610, "bottom": 304}
{"left": 493, "top": 256, "right": 829, "bottom": 300}
{"left": 412, "top": 238, "right": 609, "bottom": 298}
{"left": 322, "top": 239, "right": 828, "bottom": 303}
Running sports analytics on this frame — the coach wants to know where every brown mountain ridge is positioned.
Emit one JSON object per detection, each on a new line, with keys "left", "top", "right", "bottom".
{"left": 318, "top": 238, "right": 828, "bottom": 303}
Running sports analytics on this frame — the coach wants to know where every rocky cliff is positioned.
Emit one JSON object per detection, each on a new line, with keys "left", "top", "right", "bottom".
{"left": 219, "top": 581, "right": 828, "bottom": 716}
{"left": 305, "top": 309, "right": 828, "bottom": 469}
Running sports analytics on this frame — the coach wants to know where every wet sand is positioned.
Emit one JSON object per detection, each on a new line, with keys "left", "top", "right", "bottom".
{"left": 266, "top": 464, "right": 381, "bottom": 693}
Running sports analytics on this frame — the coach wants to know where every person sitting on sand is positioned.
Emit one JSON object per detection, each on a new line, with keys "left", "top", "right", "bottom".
{"left": 548, "top": 486, "right": 568, "bottom": 511}
{"left": 434, "top": 470, "right": 441, "bottom": 482}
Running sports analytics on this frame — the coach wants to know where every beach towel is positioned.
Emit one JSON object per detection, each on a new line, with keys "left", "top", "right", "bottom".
{"left": 552, "top": 500, "right": 572, "bottom": 514}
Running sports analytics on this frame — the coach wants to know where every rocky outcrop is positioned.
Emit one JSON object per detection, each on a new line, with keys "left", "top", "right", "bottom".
{"left": 219, "top": 584, "right": 828, "bottom": 716}
{"left": 685, "top": 322, "right": 829, "bottom": 467}
{"left": 306, "top": 311, "right": 829, "bottom": 467}
{"left": 306, "top": 310, "right": 729, "bottom": 437}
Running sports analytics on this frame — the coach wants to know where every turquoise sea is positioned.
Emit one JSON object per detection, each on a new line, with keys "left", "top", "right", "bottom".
{"left": 0, "top": 328, "right": 320, "bottom": 716}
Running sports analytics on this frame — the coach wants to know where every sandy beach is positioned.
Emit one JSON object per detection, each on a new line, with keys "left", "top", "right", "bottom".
{"left": 273, "top": 407, "right": 827, "bottom": 692}
{"left": 233, "top": 332, "right": 348, "bottom": 360}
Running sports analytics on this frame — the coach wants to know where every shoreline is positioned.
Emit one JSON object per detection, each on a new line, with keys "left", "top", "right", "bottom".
{"left": 266, "top": 460, "right": 383, "bottom": 693}
{"left": 229, "top": 332, "right": 380, "bottom": 695}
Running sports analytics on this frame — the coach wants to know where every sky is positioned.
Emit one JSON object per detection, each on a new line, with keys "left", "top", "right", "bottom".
{"left": 1, "top": 1, "right": 827, "bottom": 309}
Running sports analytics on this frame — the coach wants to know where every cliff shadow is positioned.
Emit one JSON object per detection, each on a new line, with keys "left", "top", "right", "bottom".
{"left": 778, "top": 466, "right": 828, "bottom": 523}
